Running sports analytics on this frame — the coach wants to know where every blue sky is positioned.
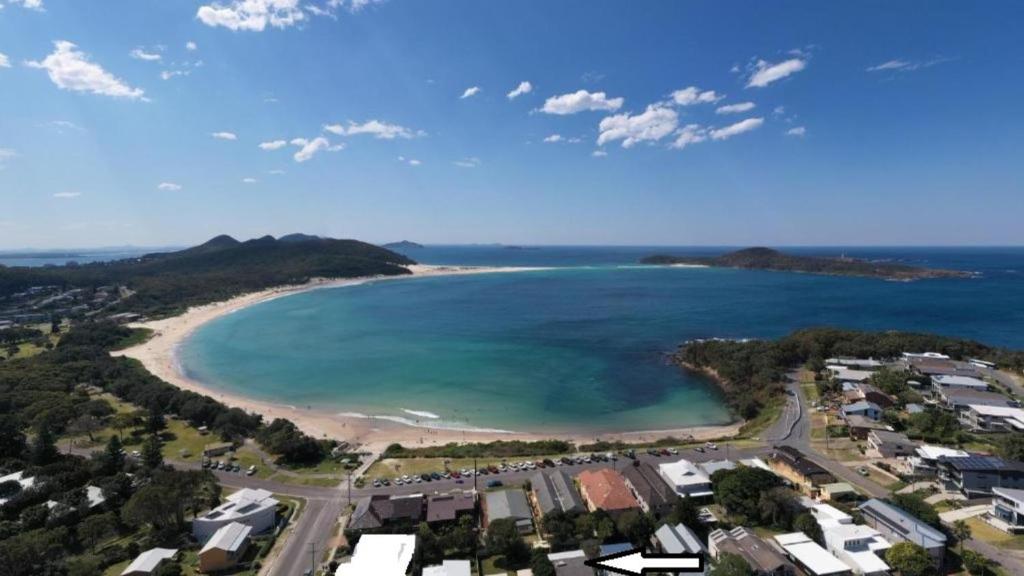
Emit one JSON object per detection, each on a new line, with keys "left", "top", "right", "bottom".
{"left": 1, "top": 0, "right": 1022, "bottom": 248}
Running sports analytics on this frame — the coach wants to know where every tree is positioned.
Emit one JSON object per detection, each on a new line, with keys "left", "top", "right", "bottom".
{"left": 793, "top": 512, "right": 824, "bottom": 545}
{"left": 961, "top": 549, "right": 991, "bottom": 576}
{"left": 889, "top": 494, "right": 940, "bottom": 528}
{"left": 713, "top": 467, "right": 782, "bottom": 522}
{"left": 444, "top": 514, "right": 478, "bottom": 556}
{"left": 111, "top": 412, "right": 138, "bottom": 441}
{"left": 78, "top": 512, "right": 117, "bottom": 550}
{"left": 30, "top": 427, "right": 59, "bottom": 466}
{"left": 668, "top": 496, "right": 702, "bottom": 530}
{"left": 141, "top": 434, "right": 164, "bottom": 469}
{"left": 757, "top": 487, "right": 800, "bottom": 529}
{"left": 66, "top": 555, "right": 102, "bottom": 576}
{"left": 617, "top": 510, "right": 656, "bottom": 548}
{"left": 711, "top": 552, "right": 753, "bottom": 576}
{"left": 146, "top": 404, "right": 166, "bottom": 435}
{"left": 102, "top": 435, "right": 126, "bottom": 474}
{"left": 486, "top": 518, "right": 530, "bottom": 568}
{"left": 885, "top": 542, "right": 934, "bottom": 576}
{"left": 0, "top": 415, "right": 27, "bottom": 459}
{"left": 68, "top": 414, "right": 102, "bottom": 442}
{"left": 996, "top": 434, "right": 1024, "bottom": 462}
{"left": 417, "top": 522, "right": 443, "bottom": 566}
{"left": 951, "top": 519, "right": 972, "bottom": 554}
{"left": 576, "top": 509, "right": 615, "bottom": 542}
{"left": 530, "top": 548, "right": 556, "bottom": 576}
{"left": 0, "top": 480, "right": 22, "bottom": 499}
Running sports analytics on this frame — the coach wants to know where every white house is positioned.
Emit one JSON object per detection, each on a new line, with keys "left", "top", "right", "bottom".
{"left": 932, "top": 375, "right": 989, "bottom": 391}
{"left": 193, "top": 488, "right": 278, "bottom": 542}
{"left": 0, "top": 471, "right": 35, "bottom": 506}
{"left": 775, "top": 532, "right": 853, "bottom": 576}
{"left": 960, "top": 404, "right": 1024, "bottom": 433}
{"left": 336, "top": 534, "right": 416, "bottom": 576}
{"left": 423, "top": 560, "right": 472, "bottom": 576}
{"left": 121, "top": 548, "right": 178, "bottom": 576}
{"left": 658, "top": 460, "right": 713, "bottom": 499}
{"left": 903, "top": 445, "right": 969, "bottom": 478}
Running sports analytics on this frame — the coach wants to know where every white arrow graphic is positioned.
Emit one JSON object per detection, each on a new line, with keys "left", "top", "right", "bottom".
{"left": 585, "top": 548, "right": 704, "bottom": 575}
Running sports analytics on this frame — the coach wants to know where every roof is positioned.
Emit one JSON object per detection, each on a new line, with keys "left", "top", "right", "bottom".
{"left": 811, "top": 503, "right": 853, "bottom": 527}
{"left": 485, "top": 489, "right": 532, "bottom": 522}
{"left": 936, "top": 387, "right": 1012, "bottom": 406}
{"left": 426, "top": 492, "right": 475, "bottom": 523}
{"left": 967, "top": 404, "right": 1024, "bottom": 427}
{"left": 771, "top": 446, "right": 833, "bottom": 479}
{"left": 198, "top": 488, "right": 278, "bottom": 523}
{"left": 547, "top": 550, "right": 591, "bottom": 576}
{"left": 200, "top": 522, "right": 252, "bottom": 555}
{"left": 600, "top": 543, "right": 634, "bottom": 557}
{"left": 915, "top": 445, "right": 969, "bottom": 460}
{"left": 905, "top": 403, "right": 925, "bottom": 414}
{"left": 820, "top": 482, "right": 856, "bottom": 496}
{"left": 655, "top": 523, "right": 706, "bottom": 554}
{"left": 0, "top": 471, "right": 35, "bottom": 505}
{"left": 842, "top": 401, "right": 880, "bottom": 414}
{"left": 121, "top": 548, "right": 177, "bottom": 575}
{"left": 844, "top": 415, "right": 887, "bottom": 429}
{"left": 739, "top": 457, "right": 771, "bottom": 471}
{"left": 857, "top": 499, "right": 947, "bottom": 549}
{"left": 993, "top": 487, "right": 1024, "bottom": 503}
{"left": 423, "top": 560, "right": 472, "bottom": 576}
{"left": 578, "top": 469, "right": 639, "bottom": 511}
{"left": 349, "top": 494, "right": 425, "bottom": 530}
{"left": 869, "top": 430, "right": 913, "bottom": 445}
{"left": 657, "top": 460, "right": 713, "bottom": 497}
{"left": 831, "top": 368, "right": 874, "bottom": 382}
{"left": 710, "top": 527, "right": 794, "bottom": 573}
{"left": 938, "top": 454, "right": 1024, "bottom": 472}
{"left": 335, "top": 534, "right": 416, "bottom": 576}
{"left": 933, "top": 375, "right": 988, "bottom": 388}
{"left": 531, "top": 471, "right": 585, "bottom": 516}
{"left": 823, "top": 524, "right": 891, "bottom": 574}
{"left": 622, "top": 463, "right": 675, "bottom": 509}
{"left": 699, "top": 459, "right": 737, "bottom": 476}
{"left": 775, "top": 532, "right": 852, "bottom": 576}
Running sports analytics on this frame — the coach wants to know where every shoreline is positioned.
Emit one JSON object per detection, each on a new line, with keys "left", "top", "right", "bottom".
{"left": 114, "top": 264, "right": 743, "bottom": 454}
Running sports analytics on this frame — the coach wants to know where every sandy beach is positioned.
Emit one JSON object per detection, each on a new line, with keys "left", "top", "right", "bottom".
{"left": 114, "top": 264, "right": 743, "bottom": 454}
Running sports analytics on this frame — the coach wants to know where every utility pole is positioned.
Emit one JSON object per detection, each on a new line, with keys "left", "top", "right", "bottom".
{"left": 473, "top": 457, "right": 478, "bottom": 493}
{"left": 347, "top": 472, "right": 352, "bottom": 506}
{"left": 309, "top": 542, "right": 316, "bottom": 576}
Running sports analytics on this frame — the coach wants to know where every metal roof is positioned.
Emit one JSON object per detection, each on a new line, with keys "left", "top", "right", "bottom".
{"left": 200, "top": 522, "right": 252, "bottom": 554}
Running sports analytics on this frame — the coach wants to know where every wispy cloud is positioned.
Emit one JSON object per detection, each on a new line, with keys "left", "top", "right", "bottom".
{"left": 786, "top": 126, "right": 806, "bottom": 137}
{"left": 186, "top": 41, "right": 198, "bottom": 52}
{"left": 242, "top": 177, "right": 259, "bottom": 183}
{"left": 543, "top": 134, "right": 564, "bottom": 143}
{"left": 6, "top": 0, "right": 44, "bottom": 11}
{"left": 866, "top": 57, "right": 953, "bottom": 73}
{"left": 540, "top": 90, "right": 624, "bottom": 115}
{"left": 747, "top": 57, "right": 807, "bottom": 88}
{"left": 507, "top": 81, "right": 532, "bottom": 100}
{"left": 460, "top": 86, "right": 481, "bottom": 99}
{"left": 671, "top": 86, "right": 722, "bottom": 106}
{"left": 453, "top": 157, "right": 480, "bottom": 168}
{"left": 710, "top": 117, "right": 764, "bottom": 140}
{"left": 323, "top": 120, "right": 423, "bottom": 139}
{"left": 259, "top": 139, "right": 288, "bottom": 150}
{"left": 130, "top": 47, "right": 162, "bottom": 62}
{"left": 157, "top": 182, "right": 182, "bottom": 191}
{"left": 397, "top": 156, "right": 421, "bottom": 166}
{"left": 0, "top": 53, "right": 10, "bottom": 68}
{"left": 716, "top": 102, "right": 756, "bottom": 115}
{"left": 27, "top": 41, "right": 147, "bottom": 101}
{"left": 211, "top": 131, "right": 237, "bottom": 140}
{"left": 597, "top": 104, "right": 678, "bottom": 148}
{"left": 670, "top": 124, "right": 708, "bottom": 150}
{"left": 53, "top": 191, "right": 81, "bottom": 198}
{"left": 290, "top": 136, "right": 342, "bottom": 162}
{"left": 197, "top": 0, "right": 306, "bottom": 32}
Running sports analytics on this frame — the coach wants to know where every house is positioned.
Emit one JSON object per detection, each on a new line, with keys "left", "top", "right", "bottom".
{"left": 841, "top": 401, "right": 882, "bottom": 421}
{"left": 426, "top": 492, "right": 475, "bottom": 525}
{"left": 821, "top": 523, "right": 891, "bottom": 576}
{"left": 774, "top": 533, "right": 853, "bottom": 576}
{"left": 844, "top": 415, "right": 889, "bottom": 441}
{"left": 193, "top": 488, "right": 278, "bottom": 542}
{"left": 819, "top": 483, "right": 858, "bottom": 502}
{"left": 826, "top": 358, "right": 884, "bottom": 370}
{"left": 622, "top": 463, "right": 676, "bottom": 517}
{"left": 809, "top": 503, "right": 853, "bottom": 528}
{"left": 657, "top": 459, "right": 714, "bottom": 499}
{"left": 595, "top": 543, "right": 634, "bottom": 576}
{"left": 547, "top": 550, "right": 592, "bottom": 576}
{"left": 202, "top": 442, "right": 235, "bottom": 458}
{"left": 335, "top": 534, "right": 416, "bottom": 576}
{"left": 0, "top": 471, "right": 35, "bottom": 506}
{"left": 937, "top": 455, "right": 1024, "bottom": 498}
{"left": 903, "top": 445, "right": 969, "bottom": 478}
{"left": 699, "top": 459, "right": 737, "bottom": 476}
{"left": 907, "top": 356, "right": 979, "bottom": 378}
{"left": 867, "top": 430, "right": 917, "bottom": 458}
{"left": 768, "top": 446, "right": 835, "bottom": 494}
{"left": 121, "top": 548, "right": 178, "bottom": 576}
{"left": 531, "top": 471, "right": 586, "bottom": 518}
{"left": 653, "top": 523, "right": 707, "bottom": 574}
{"left": 484, "top": 489, "right": 534, "bottom": 534}
{"left": 858, "top": 385, "right": 895, "bottom": 409}
{"left": 932, "top": 375, "right": 988, "bottom": 391}
{"left": 857, "top": 499, "right": 946, "bottom": 567}
{"left": 708, "top": 527, "right": 796, "bottom": 576}
{"left": 934, "top": 387, "right": 1014, "bottom": 413}
{"left": 988, "top": 487, "right": 1024, "bottom": 534}
{"left": 577, "top": 469, "right": 639, "bottom": 516}
{"left": 960, "top": 404, "right": 1024, "bottom": 432}
{"left": 348, "top": 494, "right": 425, "bottom": 531}
{"left": 198, "top": 522, "right": 252, "bottom": 573}
{"left": 423, "top": 560, "right": 472, "bottom": 576}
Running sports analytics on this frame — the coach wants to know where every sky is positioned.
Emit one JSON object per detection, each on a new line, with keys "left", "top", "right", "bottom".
{"left": 1, "top": 0, "right": 1023, "bottom": 249}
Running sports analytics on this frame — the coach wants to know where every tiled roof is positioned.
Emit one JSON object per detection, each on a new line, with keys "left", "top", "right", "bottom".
{"left": 578, "top": 469, "right": 638, "bottom": 511}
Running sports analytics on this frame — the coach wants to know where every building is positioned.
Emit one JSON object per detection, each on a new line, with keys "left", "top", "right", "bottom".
{"left": 903, "top": 445, "right": 969, "bottom": 478}
{"left": 484, "top": 489, "right": 534, "bottom": 534}
{"left": 198, "top": 522, "right": 252, "bottom": 573}
{"left": 657, "top": 459, "right": 714, "bottom": 499}
{"left": 841, "top": 401, "right": 882, "bottom": 421}
{"left": 426, "top": 492, "right": 475, "bottom": 525}
{"left": 932, "top": 375, "right": 989, "bottom": 391}
{"left": 989, "top": 487, "right": 1024, "bottom": 534}
{"left": 819, "top": 483, "right": 858, "bottom": 502}
{"left": 844, "top": 415, "right": 889, "bottom": 441}
{"left": 810, "top": 503, "right": 853, "bottom": 528}
{"left": 857, "top": 499, "right": 946, "bottom": 567}
{"left": 335, "top": 534, "right": 416, "bottom": 576}
{"left": 768, "top": 446, "right": 835, "bottom": 494}
{"left": 699, "top": 459, "right": 737, "bottom": 476}
{"left": 423, "top": 560, "right": 472, "bottom": 576}
{"left": 0, "top": 471, "right": 35, "bottom": 506}
{"left": 121, "top": 548, "right": 178, "bottom": 576}
{"left": 826, "top": 358, "right": 884, "bottom": 370}
{"left": 907, "top": 356, "right": 979, "bottom": 378}
{"left": 193, "top": 488, "right": 278, "bottom": 542}
{"left": 829, "top": 368, "right": 874, "bottom": 384}
{"left": 961, "top": 404, "right": 1024, "bottom": 432}
{"left": 348, "top": 494, "right": 425, "bottom": 531}
{"left": 821, "top": 524, "right": 891, "bottom": 576}
{"left": 531, "top": 471, "right": 586, "bottom": 518}
{"left": 202, "top": 442, "right": 235, "bottom": 458}
{"left": 577, "top": 469, "right": 639, "bottom": 516}
{"left": 934, "top": 387, "right": 1014, "bottom": 413}
{"left": 937, "top": 455, "right": 1024, "bottom": 498}
{"left": 774, "top": 533, "right": 853, "bottom": 576}
{"left": 708, "top": 527, "right": 796, "bottom": 576}
{"left": 622, "top": 463, "right": 676, "bottom": 517}
{"left": 653, "top": 523, "right": 707, "bottom": 574}
{"left": 547, "top": 550, "right": 592, "bottom": 576}
{"left": 867, "top": 430, "right": 917, "bottom": 458}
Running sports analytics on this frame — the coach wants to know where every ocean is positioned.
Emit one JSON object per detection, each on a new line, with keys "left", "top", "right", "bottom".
{"left": 173, "top": 246, "right": 1024, "bottom": 434}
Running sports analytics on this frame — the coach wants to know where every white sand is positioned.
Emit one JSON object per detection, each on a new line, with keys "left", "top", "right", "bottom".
{"left": 114, "top": 264, "right": 742, "bottom": 453}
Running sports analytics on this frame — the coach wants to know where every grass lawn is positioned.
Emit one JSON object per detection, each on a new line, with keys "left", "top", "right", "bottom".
{"left": 268, "top": 473, "right": 342, "bottom": 487}
{"left": 965, "top": 517, "right": 1024, "bottom": 550}
{"left": 365, "top": 455, "right": 574, "bottom": 479}
{"left": 738, "top": 396, "right": 785, "bottom": 438}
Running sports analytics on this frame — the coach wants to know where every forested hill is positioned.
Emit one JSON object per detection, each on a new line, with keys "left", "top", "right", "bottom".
{"left": 0, "top": 235, "right": 416, "bottom": 318}
{"left": 641, "top": 247, "right": 973, "bottom": 280}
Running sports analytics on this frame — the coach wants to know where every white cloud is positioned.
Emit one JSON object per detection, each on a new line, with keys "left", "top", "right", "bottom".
{"left": 0, "top": 148, "right": 16, "bottom": 161}
{"left": 453, "top": 157, "right": 480, "bottom": 168}
{"left": 323, "top": 119, "right": 421, "bottom": 139}
{"left": 866, "top": 57, "right": 951, "bottom": 73}
{"left": 160, "top": 70, "right": 190, "bottom": 80}
{"left": 710, "top": 117, "right": 764, "bottom": 140}
{"left": 716, "top": 101, "right": 756, "bottom": 114}
{"left": 460, "top": 86, "right": 481, "bottom": 99}
{"left": 46, "top": 120, "right": 83, "bottom": 132}
{"left": 290, "top": 136, "right": 339, "bottom": 162}
{"left": 786, "top": 126, "right": 806, "bottom": 137}
{"left": 268, "top": 169, "right": 286, "bottom": 175}
{"left": 157, "top": 182, "right": 182, "bottom": 191}
{"left": 53, "top": 191, "right": 81, "bottom": 198}
{"left": 186, "top": 41, "right": 198, "bottom": 51}
{"left": 211, "top": 131, "right": 237, "bottom": 140}
{"left": 541, "top": 90, "right": 624, "bottom": 115}
{"left": 597, "top": 104, "right": 678, "bottom": 148}
{"left": 197, "top": 0, "right": 306, "bottom": 32}
{"left": 259, "top": 139, "right": 288, "bottom": 150}
{"left": 592, "top": 149, "right": 608, "bottom": 157}
{"left": 543, "top": 134, "right": 564, "bottom": 143}
{"left": 670, "top": 124, "right": 708, "bottom": 150}
{"left": 242, "top": 177, "right": 259, "bottom": 183}
{"left": 130, "top": 48, "right": 162, "bottom": 62}
{"left": 27, "top": 41, "right": 147, "bottom": 101}
{"left": 7, "top": 0, "right": 44, "bottom": 11}
{"left": 670, "top": 86, "right": 722, "bottom": 106}
{"left": 747, "top": 58, "right": 807, "bottom": 88}
{"left": 407, "top": 158, "right": 421, "bottom": 166}
{"left": 507, "top": 80, "right": 532, "bottom": 100}
{"left": 0, "top": 53, "right": 10, "bottom": 68}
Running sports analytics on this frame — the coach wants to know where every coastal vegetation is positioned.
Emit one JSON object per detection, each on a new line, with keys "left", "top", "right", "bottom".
{"left": 383, "top": 440, "right": 574, "bottom": 459}
{"left": 0, "top": 234, "right": 416, "bottom": 319}
{"left": 642, "top": 247, "right": 973, "bottom": 280}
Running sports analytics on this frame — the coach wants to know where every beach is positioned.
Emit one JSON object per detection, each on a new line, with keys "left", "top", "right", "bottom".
{"left": 114, "top": 264, "right": 743, "bottom": 454}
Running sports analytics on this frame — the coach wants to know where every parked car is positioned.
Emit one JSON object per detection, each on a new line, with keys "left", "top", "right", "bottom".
{"left": 487, "top": 480, "right": 503, "bottom": 488}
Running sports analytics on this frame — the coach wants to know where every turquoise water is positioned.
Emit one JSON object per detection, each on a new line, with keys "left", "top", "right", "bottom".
{"left": 179, "top": 247, "right": 1024, "bottom": 434}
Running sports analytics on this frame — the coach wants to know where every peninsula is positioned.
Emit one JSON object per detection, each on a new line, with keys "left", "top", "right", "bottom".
{"left": 641, "top": 247, "right": 974, "bottom": 280}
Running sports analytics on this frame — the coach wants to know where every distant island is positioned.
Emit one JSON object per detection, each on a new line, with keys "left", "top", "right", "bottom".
{"left": 382, "top": 240, "right": 424, "bottom": 249}
{"left": 641, "top": 247, "right": 973, "bottom": 280}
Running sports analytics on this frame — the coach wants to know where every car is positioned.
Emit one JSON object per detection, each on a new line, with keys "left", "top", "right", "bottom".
{"left": 668, "top": 448, "right": 679, "bottom": 455}
{"left": 394, "top": 478, "right": 404, "bottom": 485}
{"left": 455, "top": 479, "right": 464, "bottom": 484}
{"left": 477, "top": 468, "right": 488, "bottom": 475}
{"left": 372, "top": 479, "right": 382, "bottom": 488}
{"left": 216, "top": 461, "right": 226, "bottom": 470}
{"left": 647, "top": 449, "right": 660, "bottom": 456}
{"left": 561, "top": 457, "right": 573, "bottom": 465}
{"left": 660, "top": 449, "right": 671, "bottom": 457}
{"left": 858, "top": 467, "right": 870, "bottom": 476}
{"left": 543, "top": 459, "right": 555, "bottom": 467}
{"left": 130, "top": 450, "right": 142, "bottom": 458}
{"left": 488, "top": 465, "right": 499, "bottom": 473}
{"left": 414, "top": 476, "right": 422, "bottom": 483}
{"left": 486, "top": 480, "right": 503, "bottom": 488}
{"left": 442, "top": 473, "right": 451, "bottom": 480}
{"left": 382, "top": 478, "right": 391, "bottom": 486}
{"left": 421, "top": 473, "right": 432, "bottom": 482}
{"left": 451, "top": 471, "right": 461, "bottom": 479}
{"left": 402, "top": 475, "right": 411, "bottom": 483}
{"left": 431, "top": 472, "right": 442, "bottom": 480}
{"left": 202, "top": 460, "right": 211, "bottom": 469}
{"left": 694, "top": 446, "right": 705, "bottom": 453}
{"left": 606, "top": 452, "right": 618, "bottom": 461}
